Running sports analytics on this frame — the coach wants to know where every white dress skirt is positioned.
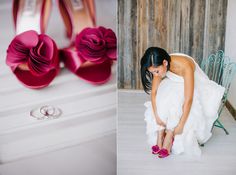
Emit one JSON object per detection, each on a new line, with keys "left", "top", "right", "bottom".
{"left": 144, "top": 53, "right": 225, "bottom": 156}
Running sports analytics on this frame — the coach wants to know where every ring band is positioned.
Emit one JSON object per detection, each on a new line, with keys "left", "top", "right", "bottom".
{"left": 30, "top": 105, "right": 62, "bottom": 120}
{"left": 40, "top": 105, "right": 56, "bottom": 117}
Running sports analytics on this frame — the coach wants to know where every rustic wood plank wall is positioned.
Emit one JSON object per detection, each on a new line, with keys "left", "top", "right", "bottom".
{"left": 118, "top": 0, "right": 228, "bottom": 89}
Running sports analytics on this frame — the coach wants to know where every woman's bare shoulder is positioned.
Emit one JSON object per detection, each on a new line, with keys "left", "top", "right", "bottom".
{"left": 171, "top": 55, "right": 195, "bottom": 72}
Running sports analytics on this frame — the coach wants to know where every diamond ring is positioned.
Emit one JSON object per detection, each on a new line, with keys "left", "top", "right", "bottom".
{"left": 30, "top": 105, "right": 62, "bottom": 120}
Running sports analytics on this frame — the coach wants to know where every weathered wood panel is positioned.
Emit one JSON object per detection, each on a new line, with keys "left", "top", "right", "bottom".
{"left": 118, "top": 0, "right": 228, "bottom": 89}
{"left": 189, "top": 0, "right": 206, "bottom": 60}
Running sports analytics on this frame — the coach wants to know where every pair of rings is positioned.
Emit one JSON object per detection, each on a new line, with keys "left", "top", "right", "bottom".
{"left": 30, "top": 105, "right": 62, "bottom": 120}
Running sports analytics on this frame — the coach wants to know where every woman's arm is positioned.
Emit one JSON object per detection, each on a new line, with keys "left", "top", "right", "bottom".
{"left": 151, "top": 75, "right": 166, "bottom": 127}
{"left": 174, "top": 66, "right": 194, "bottom": 135}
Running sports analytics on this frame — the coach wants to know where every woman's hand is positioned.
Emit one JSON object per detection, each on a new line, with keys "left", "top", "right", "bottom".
{"left": 174, "top": 123, "right": 184, "bottom": 135}
{"left": 155, "top": 117, "right": 166, "bottom": 127}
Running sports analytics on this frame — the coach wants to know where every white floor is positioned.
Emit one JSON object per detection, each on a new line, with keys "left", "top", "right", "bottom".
{"left": 0, "top": 133, "right": 116, "bottom": 175}
{"left": 118, "top": 90, "right": 236, "bottom": 175}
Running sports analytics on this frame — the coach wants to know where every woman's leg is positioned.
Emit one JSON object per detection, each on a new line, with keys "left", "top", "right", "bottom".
{"left": 157, "top": 129, "right": 165, "bottom": 148}
{"left": 162, "top": 129, "right": 174, "bottom": 153}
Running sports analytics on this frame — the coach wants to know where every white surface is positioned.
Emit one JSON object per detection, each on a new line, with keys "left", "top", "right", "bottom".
{"left": 0, "top": 133, "right": 116, "bottom": 175}
{"left": 118, "top": 90, "right": 236, "bottom": 175}
{"left": 0, "top": 0, "right": 117, "bottom": 173}
{"left": 0, "top": 80, "right": 116, "bottom": 162}
{"left": 225, "top": 0, "right": 236, "bottom": 108}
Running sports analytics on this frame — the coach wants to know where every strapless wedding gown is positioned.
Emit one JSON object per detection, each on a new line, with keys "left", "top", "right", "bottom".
{"left": 144, "top": 53, "right": 225, "bottom": 156}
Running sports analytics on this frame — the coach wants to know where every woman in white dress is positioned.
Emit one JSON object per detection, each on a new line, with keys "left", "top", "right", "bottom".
{"left": 140, "top": 47, "right": 225, "bottom": 158}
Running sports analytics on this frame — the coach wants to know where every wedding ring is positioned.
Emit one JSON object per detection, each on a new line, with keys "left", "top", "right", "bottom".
{"left": 30, "top": 105, "right": 62, "bottom": 120}
{"left": 40, "top": 105, "right": 56, "bottom": 117}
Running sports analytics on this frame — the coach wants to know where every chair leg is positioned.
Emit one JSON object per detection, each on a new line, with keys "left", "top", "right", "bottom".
{"left": 211, "top": 121, "right": 215, "bottom": 132}
{"left": 223, "top": 127, "right": 229, "bottom": 135}
{"left": 212, "top": 119, "right": 229, "bottom": 135}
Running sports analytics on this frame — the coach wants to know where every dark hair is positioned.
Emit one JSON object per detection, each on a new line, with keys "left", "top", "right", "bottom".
{"left": 140, "top": 47, "right": 171, "bottom": 94}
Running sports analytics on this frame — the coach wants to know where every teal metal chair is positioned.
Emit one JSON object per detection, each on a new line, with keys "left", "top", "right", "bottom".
{"left": 200, "top": 50, "right": 236, "bottom": 135}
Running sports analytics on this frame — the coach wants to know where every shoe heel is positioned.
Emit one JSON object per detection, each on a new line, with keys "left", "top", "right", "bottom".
{"left": 13, "top": 0, "right": 52, "bottom": 34}
{"left": 57, "top": 0, "right": 96, "bottom": 40}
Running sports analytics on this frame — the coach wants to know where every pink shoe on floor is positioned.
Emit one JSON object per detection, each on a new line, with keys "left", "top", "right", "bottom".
{"left": 158, "top": 137, "right": 174, "bottom": 158}
{"left": 151, "top": 145, "right": 161, "bottom": 154}
{"left": 6, "top": 0, "right": 60, "bottom": 89}
{"left": 57, "top": 0, "right": 117, "bottom": 85}
{"left": 158, "top": 148, "right": 170, "bottom": 158}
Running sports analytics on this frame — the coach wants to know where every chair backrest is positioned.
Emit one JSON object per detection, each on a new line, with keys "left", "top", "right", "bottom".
{"left": 200, "top": 50, "right": 236, "bottom": 108}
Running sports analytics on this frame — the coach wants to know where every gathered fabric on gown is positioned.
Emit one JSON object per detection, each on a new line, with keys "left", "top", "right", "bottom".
{"left": 144, "top": 53, "right": 225, "bottom": 156}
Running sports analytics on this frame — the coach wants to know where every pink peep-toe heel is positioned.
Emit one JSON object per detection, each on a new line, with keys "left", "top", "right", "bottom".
{"left": 57, "top": 0, "right": 117, "bottom": 85}
{"left": 6, "top": 0, "right": 60, "bottom": 89}
{"left": 152, "top": 145, "right": 161, "bottom": 154}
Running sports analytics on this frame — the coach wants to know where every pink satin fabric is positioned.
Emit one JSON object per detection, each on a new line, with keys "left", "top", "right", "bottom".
{"left": 60, "top": 26, "right": 117, "bottom": 85}
{"left": 6, "top": 30, "right": 60, "bottom": 89}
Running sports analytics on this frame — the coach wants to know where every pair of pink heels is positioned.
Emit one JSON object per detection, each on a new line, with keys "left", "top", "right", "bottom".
{"left": 151, "top": 138, "right": 174, "bottom": 158}
{"left": 152, "top": 145, "right": 170, "bottom": 158}
{"left": 6, "top": 0, "right": 117, "bottom": 89}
